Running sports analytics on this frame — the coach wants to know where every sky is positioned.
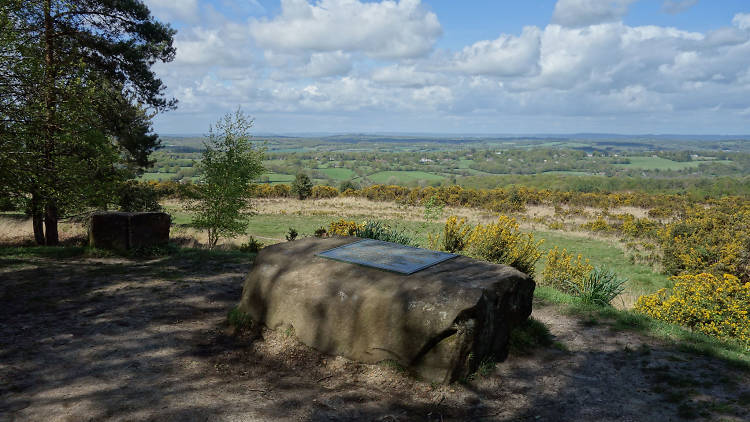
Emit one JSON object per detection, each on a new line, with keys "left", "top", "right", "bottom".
{"left": 143, "top": 0, "right": 750, "bottom": 135}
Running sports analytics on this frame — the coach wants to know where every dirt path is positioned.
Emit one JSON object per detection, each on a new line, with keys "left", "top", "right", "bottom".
{"left": 1, "top": 252, "right": 748, "bottom": 421}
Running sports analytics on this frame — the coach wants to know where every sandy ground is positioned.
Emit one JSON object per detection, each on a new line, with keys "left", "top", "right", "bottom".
{"left": 1, "top": 251, "right": 748, "bottom": 422}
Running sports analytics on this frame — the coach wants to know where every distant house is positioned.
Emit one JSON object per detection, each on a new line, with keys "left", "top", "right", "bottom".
{"left": 420, "top": 158, "right": 434, "bottom": 163}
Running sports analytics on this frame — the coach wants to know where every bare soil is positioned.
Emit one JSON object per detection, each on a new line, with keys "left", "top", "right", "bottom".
{"left": 1, "top": 251, "right": 748, "bottom": 421}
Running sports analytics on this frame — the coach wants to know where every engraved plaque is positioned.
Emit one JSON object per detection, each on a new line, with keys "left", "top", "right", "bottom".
{"left": 317, "top": 239, "right": 457, "bottom": 275}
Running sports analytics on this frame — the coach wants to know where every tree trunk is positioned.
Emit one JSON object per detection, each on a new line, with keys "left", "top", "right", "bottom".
{"left": 31, "top": 193, "right": 45, "bottom": 245}
{"left": 44, "top": 202, "right": 59, "bottom": 246}
{"left": 42, "top": 0, "right": 58, "bottom": 246}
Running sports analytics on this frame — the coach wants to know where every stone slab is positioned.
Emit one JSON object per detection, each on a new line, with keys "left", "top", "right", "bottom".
{"left": 317, "top": 239, "right": 457, "bottom": 274}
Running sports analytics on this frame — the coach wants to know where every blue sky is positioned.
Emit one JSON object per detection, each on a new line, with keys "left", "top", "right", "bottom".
{"left": 144, "top": 0, "right": 750, "bottom": 135}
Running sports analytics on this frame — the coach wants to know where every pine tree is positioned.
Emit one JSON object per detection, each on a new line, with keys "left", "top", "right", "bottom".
{"left": 0, "top": 0, "right": 175, "bottom": 245}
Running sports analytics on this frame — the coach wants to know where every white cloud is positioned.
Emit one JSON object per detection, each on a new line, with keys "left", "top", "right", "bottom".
{"left": 302, "top": 51, "right": 353, "bottom": 78}
{"left": 551, "top": 0, "right": 637, "bottom": 27}
{"left": 453, "top": 26, "right": 541, "bottom": 77}
{"left": 371, "top": 65, "right": 447, "bottom": 88}
{"left": 733, "top": 13, "right": 750, "bottom": 31}
{"left": 249, "top": 0, "right": 442, "bottom": 59}
{"left": 662, "top": 0, "right": 699, "bottom": 15}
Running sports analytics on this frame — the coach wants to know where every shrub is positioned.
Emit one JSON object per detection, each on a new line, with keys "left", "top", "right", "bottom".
{"left": 285, "top": 227, "right": 298, "bottom": 241}
{"left": 356, "top": 221, "right": 414, "bottom": 246}
{"left": 227, "top": 307, "right": 253, "bottom": 330}
{"left": 117, "top": 180, "right": 162, "bottom": 212}
{"left": 466, "top": 215, "right": 543, "bottom": 276}
{"left": 291, "top": 173, "right": 313, "bottom": 200}
{"left": 239, "top": 237, "right": 264, "bottom": 253}
{"left": 635, "top": 273, "right": 750, "bottom": 348}
{"left": 339, "top": 180, "right": 359, "bottom": 192}
{"left": 311, "top": 185, "right": 339, "bottom": 199}
{"left": 272, "top": 184, "right": 292, "bottom": 197}
{"left": 541, "top": 247, "right": 594, "bottom": 293}
{"left": 314, "top": 227, "right": 327, "bottom": 237}
{"left": 567, "top": 266, "right": 628, "bottom": 306}
{"left": 423, "top": 194, "right": 444, "bottom": 222}
{"left": 580, "top": 216, "right": 613, "bottom": 233}
{"left": 328, "top": 219, "right": 360, "bottom": 236}
{"left": 658, "top": 200, "right": 750, "bottom": 281}
{"left": 429, "top": 216, "right": 471, "bottom": 253}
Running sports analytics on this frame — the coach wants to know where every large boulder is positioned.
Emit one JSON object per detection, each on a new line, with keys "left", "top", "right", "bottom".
{"left": 238, "top": 237, "right": 535, "bottom": 383}
{"left": 89, "top": 212, "right": 170, "bottom": 251}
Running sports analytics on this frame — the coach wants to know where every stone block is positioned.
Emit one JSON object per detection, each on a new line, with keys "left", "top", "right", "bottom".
{"left": 237, "top": 237, "right": 535, "bottom": 383}
{"left": 89, "top": 212, "right": 170, "bottom": 251}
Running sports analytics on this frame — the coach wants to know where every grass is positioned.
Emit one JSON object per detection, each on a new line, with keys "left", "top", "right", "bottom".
{"left": 227, "top": 307, "right": 253, "bottom": 329}
{"left": 367, "top": 170, "right": 445, "bottom": 184}
{"left": 258, "top": 172, "right": 295, "bottom": 185}
{"left": 509, "top": 317, "right": 554, "bottom": 355}
{"left": 317, "top": 167, "right": 356, "bottom": 180}
{"left": 534, "top": 286, "right": 750, "bottom": 369}
{"left": 166, "top": 206, "right": 442, "bottom": 244}
{"left": 615, "top": 156, "right": 732, "bottom": 171}
{"left": 532, "top": 230, "right": 670, "bottom": 297}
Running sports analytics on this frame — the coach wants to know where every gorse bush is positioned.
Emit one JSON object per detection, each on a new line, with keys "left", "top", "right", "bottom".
{"left": 542, "top": 247, "right": 594, "bottom": 293}
{"left": 429, "top": 216, "right": 471, "bottom": 253}
{"left": 635, "top": 273, "right": 750, "bottom": 348}
{"left": 466, "top": 215, "right": 543, "bottom": 276}
{"left": 429, "top": 215, "right": 542, "bottom": 276}
{"left": 311, "top": 185, "right": 338, "bottom": 199}
{"left": 568, "top": 266, "right": 628, "bottom": 306}
{"left": 658, "top": 198, "right": 750, "bottom": 281}
{"left": 580, "top": 216, "right": 613, "bottom": 233}
{"left": 328, "top": 219, "right": 360, "bottom": 236}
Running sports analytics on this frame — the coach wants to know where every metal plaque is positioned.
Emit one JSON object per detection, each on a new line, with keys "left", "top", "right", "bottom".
{"left": 317, "top": 239, "right": 457, "bottom": 275}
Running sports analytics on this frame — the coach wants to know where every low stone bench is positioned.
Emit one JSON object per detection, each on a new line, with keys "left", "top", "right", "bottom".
{"left": 89, "top": 212, "right": 170, "bottom": 251}
{"left": 237, "top": 237, "right": 535, "bottom": 382}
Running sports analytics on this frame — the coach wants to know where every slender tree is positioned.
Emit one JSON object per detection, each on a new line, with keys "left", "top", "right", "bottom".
{"left": 192, "top": 110, "right": 265, "bottom": 249}
{"left": 0, "top": 0, "right": 175, "bottom": 245}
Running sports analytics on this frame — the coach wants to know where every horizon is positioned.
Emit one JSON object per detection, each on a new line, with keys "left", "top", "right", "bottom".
{"left": 157, "top": 131, "right": 750, "bottom": 139}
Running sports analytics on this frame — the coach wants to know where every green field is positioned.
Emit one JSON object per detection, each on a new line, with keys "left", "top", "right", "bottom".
{"left": 259, "top": 172, "right": 295, "bottom": 184}
{"left": 368, "top": 171, "right": 445, "bottom": 184}
{"left": 615, "top": 156, "right": 731, "bottom": 170}
{"left": 318, "top": 167, "right": 356, "bottom": 180}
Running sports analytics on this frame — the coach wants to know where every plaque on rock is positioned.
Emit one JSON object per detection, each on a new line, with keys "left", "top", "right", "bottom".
{"left": 317, "top": 238, "right": 457, "bottom": 274}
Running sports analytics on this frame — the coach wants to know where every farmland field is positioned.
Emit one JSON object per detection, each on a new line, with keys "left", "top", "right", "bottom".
{"left": 615, "top": 156, "right": 732, "bottom": 170}
{"left": 318, "top": 167, "right": 356, "bottom": 180}
{"left": 367, "top": 170, "right": 446, "bottom": 184}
